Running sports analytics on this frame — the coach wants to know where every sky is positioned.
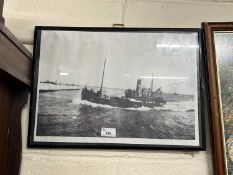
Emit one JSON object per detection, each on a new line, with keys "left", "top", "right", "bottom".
{"left": 214, "top": 32, "right": 233, "bottom": 65}
{"left": 38, "top": 30, "right": 199, "bottom": 95}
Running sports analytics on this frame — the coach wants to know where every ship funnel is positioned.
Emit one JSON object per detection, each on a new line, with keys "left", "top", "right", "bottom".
{"left": 136, "top": 79, "right": 142, "bottom": 97}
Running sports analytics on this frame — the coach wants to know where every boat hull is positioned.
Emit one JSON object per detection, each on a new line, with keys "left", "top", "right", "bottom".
{"left": 81, "top": 88, "right": 166, "bottom": 108}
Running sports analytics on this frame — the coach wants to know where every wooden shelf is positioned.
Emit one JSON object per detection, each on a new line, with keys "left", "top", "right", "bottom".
{"left": 0, "top": 1, "right": 32, "bottom": 174}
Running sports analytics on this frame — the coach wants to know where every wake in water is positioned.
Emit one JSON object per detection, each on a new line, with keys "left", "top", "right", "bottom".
{"left": 154, "top": 101, "right": 195, "bottom": 112}
{"left": 72, "top": 97, "right": 195, "bottom": 112}
{"left": 73, "top": 98, "right": 118, "bottom": 109}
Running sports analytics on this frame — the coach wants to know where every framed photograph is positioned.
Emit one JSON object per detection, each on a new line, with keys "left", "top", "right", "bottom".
{"left": 203, "top": 22, "right": 233, "bottom": 175}
{"left": 28, "top": 27, "right": 205, "bottom": 149}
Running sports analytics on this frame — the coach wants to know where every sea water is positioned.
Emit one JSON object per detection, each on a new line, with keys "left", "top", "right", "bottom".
{"left": 36, "top": 89, "right": 195, "bottom": 139}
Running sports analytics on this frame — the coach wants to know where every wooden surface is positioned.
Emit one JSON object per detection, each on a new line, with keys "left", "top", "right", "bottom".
{"left": 0, "top": 1, "right": 32, "bottom": 173}
{"left": 0, "top": 22, "right": 32, "bottom": 86}
{"left": 0, "top": 0, "right": 4, "bottom": 23}
{"left": 0, "top": 80, "right": 28, "bottom": 175}
{"left": 0, "top": 80, "right": 12, "bottom": 175}
{"left": 203, "top": 22, "right": 233, "bottom": 175}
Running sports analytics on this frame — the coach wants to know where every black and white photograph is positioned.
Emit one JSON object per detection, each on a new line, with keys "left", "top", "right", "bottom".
{"left": 28, "top": 27, "right": 204, "bottom": 149}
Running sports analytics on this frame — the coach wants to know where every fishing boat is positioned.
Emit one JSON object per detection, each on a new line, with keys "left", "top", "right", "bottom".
{"left": 81, "top": 59, "right": 166, "bottom": 108}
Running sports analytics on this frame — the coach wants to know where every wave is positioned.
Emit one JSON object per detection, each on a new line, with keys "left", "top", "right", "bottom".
{"left": 72, "top": 99, "right": 118, "bottom": 109}
{"left": 124, "top": 106, "right": 154, "bottom": 111}
{"left": 72, "top": 98, "right": 153, "bottom": 111}
{"left": 154, "top": 101, "right": 195, "bottom": 112}
{"left": 72, "top": 98, "right": 195, "bottom": 112}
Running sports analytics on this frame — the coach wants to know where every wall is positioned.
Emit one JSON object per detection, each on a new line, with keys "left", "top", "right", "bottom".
{"left": 3, "top": 0, "right": 233, "bottom": 174}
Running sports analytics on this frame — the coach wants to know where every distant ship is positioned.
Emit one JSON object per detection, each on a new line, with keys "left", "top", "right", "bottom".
{"left": 81, "top": 59, "right": 166, "bottom": 108}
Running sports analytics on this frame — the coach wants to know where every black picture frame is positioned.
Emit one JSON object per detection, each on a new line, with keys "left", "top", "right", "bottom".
{"left": 28, "top": 26, "right": 206, "bottom": 150}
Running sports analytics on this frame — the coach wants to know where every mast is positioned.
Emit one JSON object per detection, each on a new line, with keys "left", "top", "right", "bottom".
{"left": 100, "top": 58, "right": 106, "bottom": 96}
{"left": 151, "top": 73, "right": 154, "bottom": 91}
